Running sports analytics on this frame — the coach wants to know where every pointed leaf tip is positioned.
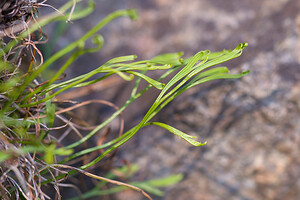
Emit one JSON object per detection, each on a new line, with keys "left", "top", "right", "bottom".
{"left": 146, "top": 122, "right": 207, "bottom": 146}
{"left": 241, "top": 70, "right": 250, "bottom": 76}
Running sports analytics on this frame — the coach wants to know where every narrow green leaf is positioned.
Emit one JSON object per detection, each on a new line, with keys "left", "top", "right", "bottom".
{"left": 195, "top": 67, "right": 229, "bottom": 79}
{"left": 54, "top": 148, "right": 74, "bottom": 156}
{"left": 113, "top": 164, "right": 140, "bottom": 177}
{"left": 0, "top": 152, "right": 12, "bottom": 163}
{"left": 115, "top": 63, "right": 172, "bottom": 71}
{"left": 146, "top": 122, "right": 207, "bottom": 146}
{"left": 151, "top": 52, "right": 184, "bottom": 65}
{"left": 19, "top": 145, "right": 45, "bottom": 153}
{"left": 132, "top": 174, "right": 183, "bottom": 196}
{"left": 205, "top": 49, "right": 231, "bottom": 60}
{"left": 127, "top": 71, "right": 165, "bottom": 90}
{"left": 147, "top": 174, "right": 183, "bottom": 187}
{"left": 190, "top": 43, "right": 248, "bottom": 77}
{"left": 45, "top": 94, "right": 56, "bottom": 128}
{"left": 188, "top": 70, "right": 250, "bottom": 89}
{"left": 144, "top": 64, "right": 172, "bottom": 70}
{"left": 105, "top": 55, "right": 137, "bottom": 65}
{"left": 134, "top": 183, "right": 164, "bottom": 196}
{"left": 94, "top": 68, "right": 134, "bottom": 81}
{"left": 44, "top": 144, "right": 56, "bottom": 164}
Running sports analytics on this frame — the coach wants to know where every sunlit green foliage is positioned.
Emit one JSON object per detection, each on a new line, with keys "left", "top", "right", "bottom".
{"left": 0, "top": 0, "right": 249, "bottom": 199}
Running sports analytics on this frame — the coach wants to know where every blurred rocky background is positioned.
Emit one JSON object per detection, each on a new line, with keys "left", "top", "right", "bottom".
{"left": 44, "top": 0, "right": 300, "bottom": 199}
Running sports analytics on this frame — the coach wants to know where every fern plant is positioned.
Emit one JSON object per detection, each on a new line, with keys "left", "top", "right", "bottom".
{"left": 0, "top": 0, "right": 249, "bottom": 199}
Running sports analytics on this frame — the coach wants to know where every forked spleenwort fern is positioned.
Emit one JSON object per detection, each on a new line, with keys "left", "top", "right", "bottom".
{"left": 0, "top": 1, "right": 250, "bottom": 198}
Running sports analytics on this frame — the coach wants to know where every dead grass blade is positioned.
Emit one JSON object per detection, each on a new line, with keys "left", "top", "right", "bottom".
{"left": 51, "top": 164, "right": 153, "bottom": 200}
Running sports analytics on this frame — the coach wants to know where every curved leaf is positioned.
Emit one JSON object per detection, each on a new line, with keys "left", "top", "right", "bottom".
{"left": 187, "top": 70, "right": 250, "bottom": 89}
{"left": 150, "top": 52, "right": 184, "bottom": 65}
{"left": 146, "top": 122, "right": 207, "bottom": 146}
{"left": 127, "top": 71, "right": 165, "bottom": 90}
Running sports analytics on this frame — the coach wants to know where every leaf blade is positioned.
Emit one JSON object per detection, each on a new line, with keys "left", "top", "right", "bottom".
{"left": 146, "top": 122, "right": 207, "bottom": 146}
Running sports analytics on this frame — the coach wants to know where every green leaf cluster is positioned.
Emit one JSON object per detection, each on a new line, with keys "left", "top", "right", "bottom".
{"left": 0, "top": 0, "right": 249, "bottom": 198}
